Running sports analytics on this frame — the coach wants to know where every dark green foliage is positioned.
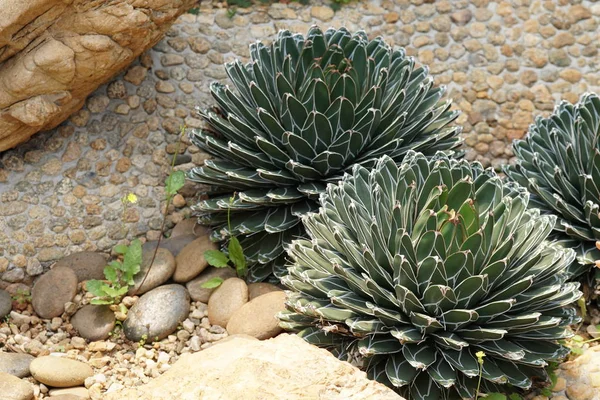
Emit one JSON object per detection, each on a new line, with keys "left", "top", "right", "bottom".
{"left": 280, "top": 152, "right": 581, "bottom": 399}
{"left": 505, "top": 93, "right": 600, "bottom": 292}
{"left": 188, "top": 27, "right": 461, "bottom": 281}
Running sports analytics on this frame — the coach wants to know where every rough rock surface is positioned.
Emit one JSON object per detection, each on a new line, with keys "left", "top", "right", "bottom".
{"left": 104, "top": 334, "right": 403, "bottom": 400}
{"left": 0, "top": 0, "right": 197, "bottom": 151}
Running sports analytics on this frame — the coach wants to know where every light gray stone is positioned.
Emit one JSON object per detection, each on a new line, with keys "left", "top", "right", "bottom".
{"left": 124, "top": 284, "right": 190, "bottom": 343}
{"left": 0, "top": 289, "right": 11, "bottom": 319}
{"left": 0, "top": 353, "right": 35, "bottom": 378}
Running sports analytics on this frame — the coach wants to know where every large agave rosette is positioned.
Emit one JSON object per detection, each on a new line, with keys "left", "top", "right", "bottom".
{"left": 280, "top": 152, "right": 581, "bottom": 399}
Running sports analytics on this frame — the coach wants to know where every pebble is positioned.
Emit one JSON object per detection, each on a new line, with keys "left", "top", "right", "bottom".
{"left": 128, "top": 248, "right": 176, "bottom": 295}
{"left": 170, "top": 219, "right": 208, "bottom": 239}
{"left": 186, "top": 266, "right": 237, "bottom": 303}
{"left": 226, "top": 291, "right": 286, "bottom": 340}
{"left": 142, "top": 234, "right": 196, "bottom": 258}
{"left": 70, "top": 304, "right": 116, "bottom": 341}
{"left": 0, "top": 289, "right": 11, "bottom": 318}
{"left": 30, "top": 356, "right": 93, "bottom": 387}
{"left": 53, "top": 252, "right": 108, "bottom": 282}
{"left": 0, "top": 371, "right": 34, "bottom": 400}
{"left": 173, "top": 235, "right": 217, "bottom": 283}
{"left": 0, "top": 352, "right": 35, "bottom": 378}
{"left": 247, "top": 283, "right": 282, "bottom": 300}
{"left": 31, "top": 267, "right": 78, "bottom": 319}
{"left": 48, "top": 386, "right": 90, "bottom": 398}
{"left": 207, "top": 278, "right": 248, "bottom": 328}
{"left": 123, "top": 284, "right": 190, "bottom": 342}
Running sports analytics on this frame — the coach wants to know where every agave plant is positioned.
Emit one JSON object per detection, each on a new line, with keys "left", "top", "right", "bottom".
{"left": 279, "top": 152, "right": 580, "bottom": 399}
{"left": 505, "top": 93, "right": 600, "bottom": 293}
{"left": 188, "top": 26, "right": 461, "bottom": 281}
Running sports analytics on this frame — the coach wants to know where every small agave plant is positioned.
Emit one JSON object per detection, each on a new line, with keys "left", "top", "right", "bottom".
{"left": 505, "top": 93, "right": 600, "bottom": 297}
{"left": 188, "top": 26, "right": 462, "bottom": 281}
{"left": 279, "top": 152, "right": 581, "bottom": 399}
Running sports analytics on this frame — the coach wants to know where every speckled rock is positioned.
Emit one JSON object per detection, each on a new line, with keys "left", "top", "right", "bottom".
{"left": 70, "top": 304, "right": 116, "bottom": 341}
{"left": 173, "top": 235, "right": 217, "bottom": 283}
{"left": 128, "top": 248, "right": 176, "bottom": 295}
{"left": 0, "top": 371, "right": 34, "bottom": 400}
{"left": 226, "top": 291, "right": 286, "bottom": 340}
{"left": 123, "top": 284, "right": 190, "bottom": 342}
{"left": 31, "top": 267, "right": 78, "bottom": 319}
{"left": 0, "top": 353, "right": 35, "bottom": 378}
{"left": 30, "top": 356, "right": 93, "bottom": 387}
{"left": 207, "top": 278, "right": 248, "bottom": 328}
{"left": 53, "top": 252, "right": 108, "bottom": 282}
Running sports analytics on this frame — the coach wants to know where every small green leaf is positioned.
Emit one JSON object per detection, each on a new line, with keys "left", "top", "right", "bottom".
{"left": 90, "top": 299, "right": 113, "bottom": 305}
{"left": 228, "top": 237, "right": 246, "bottom": 276}
{"left": 540, "top": 388, "right": 552, "bottom": 397}
{"left": 201, "top": 277, "right": 225, "bottom": 289}
{"left": 114, "top": 244, "right": 129, "bottom": 255}
{"left": 204, "top": 250, "right": 230, "bottom": 268}
{"left": 103, "top": 286, "right": 128, "bottom": 298}
{"left": 109, "top": 260, "right": 123, "bottom": 271}
{"left": 86, "top": 280, "right": 108, "bottom": 297}
{"left": 104, "top": 265, "right": 118, "bottom": 283}
{"left": 165, "top": 171, "right": 186, "bottom": 197}
{"left": 571, "top": 346, "right": 584, "bottom": 356}
{"left": 484, "top": 393, "right": 507, "bottom": 400}
{"left": 123, "top": 239, "right": 142, "bottom": 269}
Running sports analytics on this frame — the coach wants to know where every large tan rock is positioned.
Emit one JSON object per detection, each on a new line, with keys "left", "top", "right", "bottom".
{"left": 0, "top": 0, "right": 196, "bottom": 151}
{"left": 104, "top": 334, "right": 403, "bottom": 400}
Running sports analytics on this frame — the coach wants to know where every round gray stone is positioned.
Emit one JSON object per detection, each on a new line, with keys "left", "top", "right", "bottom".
{"left": 0, "top": 353, "right": 35, "bottom": 378}
{"left": 71, "top": 304, "right": 116, "bottom": 341}
{"left": 0, "top": 289, "right": 11, "bottom": 319}
{"left": 53, "top": 251, "right": 108, "bottom": 282}
{"left": 128, "top": 248, "right": 176, "bottom": 295}
{"left": 186, "top": 266, "right": 237, "bottom": 303}
{"left": 123, "top": 284, "right": 190, "bottom": 343}
{"left": 0, "top": 371, "right": 34, "bottom": 400}
{"left": 31, "top": 266, "right": 78, "bottom": 319}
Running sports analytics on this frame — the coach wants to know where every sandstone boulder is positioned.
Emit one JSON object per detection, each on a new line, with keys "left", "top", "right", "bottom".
{"left": 0, "top": 0, "right": 196, "bottom": 151}
{"left": 104, "top": 334, "right": 403, "bottom": 400}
